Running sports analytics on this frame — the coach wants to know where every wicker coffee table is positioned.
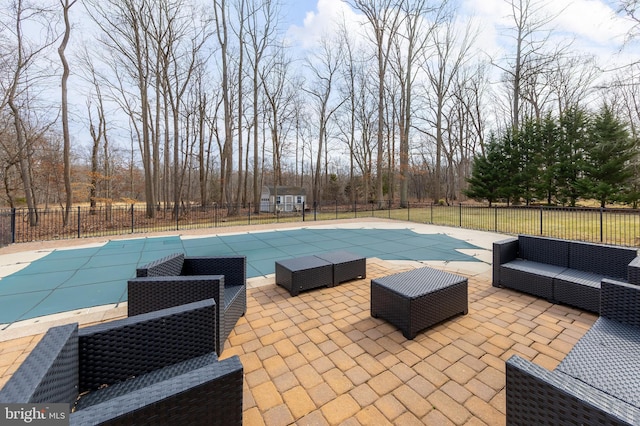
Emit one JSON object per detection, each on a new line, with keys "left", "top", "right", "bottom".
{"left": 315, "top": 251, "right": 366, "bottom": 286}
{"left": 275, "top": 255, "right": 333, "bottom": 296}
{"left": 371, "top": 266, "right": 468, "bottom": 339}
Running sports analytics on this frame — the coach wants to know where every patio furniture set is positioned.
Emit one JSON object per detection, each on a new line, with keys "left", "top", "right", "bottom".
{"left": 275, "top": 250, "right": 366, "bottom": 296}
{"left": 277, "top": 251, "right": 469, "bottom": 340}
{"left": 495, "top": 234, "right": 640, "bottom": 425}
{"left": 0, "top": 253, "right": 248, "bottom": 425}
{"left": 0, "top": 300, "right": 243, "bottom": 425}
{"left": 129, "top": 252, "right": 247, "bottom": 355}
{"left": 3, "top": 232, "right": 640, "bottom": 424}
{"left": 493, "top": 234, "right": 639, "bottom": 312}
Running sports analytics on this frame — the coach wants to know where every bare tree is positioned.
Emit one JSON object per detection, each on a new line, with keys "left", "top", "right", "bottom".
{"left": 261, "top": 46, "right": 297, "bottom": 191}
{"left": 421, "top": 14, "right": 476, "bottom": 203}
{"left": 303, "top": 35, "right": 346, "bottom": 204}
{"left": 155, "top": 0, "right": 211, "bottom": 216}
{"left": 85, "top": 0, "right": 156, "bottom": 217}
{"left": 618, "top": 0, "right": 640, "bottom": 44}
{"left": 212, "top": 0, "right": 236, "bottom": 211}
{"left": 245, "top": 0, "right": 279, "bottom": 212}
{"left": 2, "top": 0, "right": 58, "bottom": 225}
{"left": 58, "top": 0, "right": 76, "bottom": 226}
{"left": 495, "top": 0, "right": 561, "bottom": 130}
{"left": 390, "top": 0, "right": 447, "bottom": 207}
{"left": 349, "top": 0, "right": 402, "bottom": 208}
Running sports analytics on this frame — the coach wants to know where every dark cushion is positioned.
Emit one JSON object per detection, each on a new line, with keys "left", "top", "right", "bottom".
{"left": 557, "top": 318, "right": 640, "bottom": 408}
{"left": 569, "top": 242, "right": 637, "bottom": 280}
{"left": 519, "top": 235, "right": 569, "bottom": 268}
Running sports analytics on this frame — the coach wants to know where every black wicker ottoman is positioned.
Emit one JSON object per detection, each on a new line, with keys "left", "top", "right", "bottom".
{"left": 276, "top": 255, "right": 333, "bottom": 296}
{"left": 371, "top": 267, "right": 468, "bottom": 339}
{"left": 315, "top": 251, "right": 366, "bottom": 286}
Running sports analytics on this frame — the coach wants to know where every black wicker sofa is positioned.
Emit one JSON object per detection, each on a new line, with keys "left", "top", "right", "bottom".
{"left": 128, "top": 253, "right": 247, "bottom": 355}
{"left": 493, "top": 235, "right": 640, "bottom": 312}
{"left": 0, "top": 299, "right": 243, "bottom": 425}
{"left": 506, "top": 279, "right": 640, "bottom": 425}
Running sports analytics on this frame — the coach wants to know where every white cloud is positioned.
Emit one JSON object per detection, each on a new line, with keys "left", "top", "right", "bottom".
{"left": 461, "top": 0, "right": 638, "bottom": 66}
{"left": 286, "top": 0, "right": 364, "bottom": 50}
{"left": 551, "top": 0, "right": 631, "bottom": 46}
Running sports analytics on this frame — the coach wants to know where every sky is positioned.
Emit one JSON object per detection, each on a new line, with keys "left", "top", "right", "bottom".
{"left": 282, "top": 0, "right": 639, "bottom": 68}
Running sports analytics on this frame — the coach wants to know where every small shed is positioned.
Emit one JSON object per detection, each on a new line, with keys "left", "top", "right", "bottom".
{"left": 260, "top": 186, "right": 307, "bottom": 213}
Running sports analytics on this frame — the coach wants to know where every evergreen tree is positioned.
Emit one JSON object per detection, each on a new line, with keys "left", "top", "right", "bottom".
{"left": 500, "top": 129, "right": 522, "bottom": 205}
{"left": 580, "top": 105, "right": 637, "bottom": 207}
{"left": 535, "top": 114, "right": 561, "bottom": 204}
{"left": 557, "top": 107, "right": 588, "bottom": 206}
{"left": 465, "top": 135, "right": 505, "bottom": 206}
{"left": 517, "top": 119, "right": 544, "bottom": 205}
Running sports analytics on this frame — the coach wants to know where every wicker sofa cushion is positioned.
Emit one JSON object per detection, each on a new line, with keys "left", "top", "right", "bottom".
{"left": 557, "top": 318, "right": 640, "bottom": 408}
{"left": 553, "top": 268, "right": 602, "bottom": 289}
{"left": 75, "top": 352, "right": 220, "bottom": 410}
{"left": 500, "top": 259, "right": 566, "bottom": 278}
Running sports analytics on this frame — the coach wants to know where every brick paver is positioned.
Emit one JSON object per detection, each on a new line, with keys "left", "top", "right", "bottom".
{"left": 0, "top": 257, "right": 595, "bottom": 425}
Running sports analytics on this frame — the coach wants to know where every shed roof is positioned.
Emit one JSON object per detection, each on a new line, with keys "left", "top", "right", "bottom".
{"left": 265, "top": 186, "right": 307, "bottom": 196}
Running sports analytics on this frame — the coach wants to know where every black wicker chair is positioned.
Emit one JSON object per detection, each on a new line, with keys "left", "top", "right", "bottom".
{"left": 128, "top": 253, "right": 247, "bottom": 355}
{"left": 0, "top": 299, "right": 243, "bottom": 426}
{"left": 506, "top": 279, "right": 640, "bottom": 425}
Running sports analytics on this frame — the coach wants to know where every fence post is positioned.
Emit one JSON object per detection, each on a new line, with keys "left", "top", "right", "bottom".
{"left": 77, "top": 206, "right": 81, "bottom": 238}
{"left": 354, "top": 200, "right": 357, "bottom": 218}
{"left": 11, "top": 208, "right": 16, "bottom": 244}
{"left": 407, "top": 202, "right": 410, "bottom": 221}
{"left": 600, "top": 207, "right": 604, "bottom": 242}
{"left": 302, "top": 202, "right": 306, "bottom": 221}
{"left": 336, "top": 199, "right": 338, "bottom": 220}
{"left": 459, "top": 203, "right": 462, "bottom": 227}
{"left": 430, "top": 203, "right": 433, "bottom": 224}
{"left": 248, "top": 203, "right": 251, "bottom": 225}
{"left": 131, "top": 204, "right": 135, "bottom": 234}
{"left": 494, "top": 206, "right": 498, "bottom": 232}
{"left": 540, "top": 205, "right": 543, "bottom": 235}
{"left": 313, "top": 201, "right": 317, "bottom": 221}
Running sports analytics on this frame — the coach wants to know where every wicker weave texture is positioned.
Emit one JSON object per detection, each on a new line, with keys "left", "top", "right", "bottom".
{"left": 628, "top": 257, "right": 640, "bottom": 285}
{"left": 506, "top": 355, "right": 639, "bottom": 425}
{"left": 79, "top": 299, "right": 217, "bottom": 393}
{"left": 315, "top": 251, "right": 366, "bottom": 285}
{"left": 275, "top": 256, "right": 333, "bottom": 296}
{"left": 492, "top": 238, "right": 518, "bottom": 287}
{"left": 71, "top": 356, "right": 243, "bottom": 426}
{"left": 557, "top": 319, "right": 640, "bottom": 408}
{"left": 184, "top": 256, "right": 246, "bottom": 288}
{"left": 553, "top": 269, "right": 602, "bottom": 312}
{"left": 493, "top": 235, "right": 640, "bottom": 313}
{"left": 137, "top": 253, "right": 185, "bottom": 277}
{"left": 0, "top": 300, "right": 243, "bottom": 426}
{"left": 601, "top": 279, "right": 640, "bottom": 327}
{"left": 499, "top": 260, "right": 559, "bottom": 300}
{"left": 0, "top": 323, "right": 79, "bottom": 405}
{"left": 130, "top": 253, "right": 247, "bottom": 355}
{"left": 519, "top": 235, "right": 569, "bottom": 267}
{"left": 568, "top": 242, "right": 637, "bottom": 280}
{"left": 371, "top": 267, "right": 468, "bottom": 339}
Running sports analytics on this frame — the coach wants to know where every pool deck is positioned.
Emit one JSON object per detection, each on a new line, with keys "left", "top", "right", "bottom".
{"left": 0, "top": 219, "right": 597, "bottom": 425}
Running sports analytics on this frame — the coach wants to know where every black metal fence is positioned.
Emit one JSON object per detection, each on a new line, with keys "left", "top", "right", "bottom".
{"left": 2, "top": 202, "right": 640, "bottom": 247}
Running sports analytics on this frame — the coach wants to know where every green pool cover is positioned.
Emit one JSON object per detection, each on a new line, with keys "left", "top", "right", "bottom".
{"left": 0, "top": 228, "right": 483, "bottom": 325}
